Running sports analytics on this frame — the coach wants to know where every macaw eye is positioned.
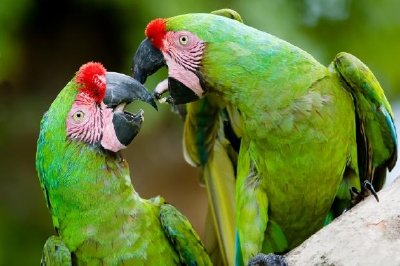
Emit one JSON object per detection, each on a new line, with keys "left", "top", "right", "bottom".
{"left": 72, "top": 110, "right": 85, "bottom": 123}
{"left": 179, "top": 35, "right": 189, "bottom": 46}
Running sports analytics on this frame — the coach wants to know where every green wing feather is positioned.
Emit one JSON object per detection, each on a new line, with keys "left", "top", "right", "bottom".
{"left": 183, "top": 96, "right": 221, "bottom": 169}
{"left": 333, "top": 52, "right": 397, "bottom": 191}
{"left": 159, "top": 204, "right": 212, "bottom": 266}
{"left": 41, "top": 236, "right": 72, "bottom": 266}
{"left": 183, "top": 95, "right": 238, "bottom": 266}
{"left": 203, "top": 130, "right": 237, "bottom": 265}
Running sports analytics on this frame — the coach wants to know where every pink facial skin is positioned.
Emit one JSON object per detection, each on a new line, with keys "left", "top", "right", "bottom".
{"left": 157, "top": 31, "right": 205, "bottom": 97}
{"left": 100, "top": 107, "right": 126, "bottom": 152}
{"left": 66, "top": 92, "right": 126, "bottom": 152}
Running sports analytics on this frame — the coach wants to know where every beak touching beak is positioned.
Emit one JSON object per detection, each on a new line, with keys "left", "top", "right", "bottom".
{"left": 132, "top": 38, "right": 200, "bottom": 105}
{"left": 104, "top": 71, "right": 157, "bottom": 109}
{"left": 103, "top": 72, "right": 157, "bottom": 147}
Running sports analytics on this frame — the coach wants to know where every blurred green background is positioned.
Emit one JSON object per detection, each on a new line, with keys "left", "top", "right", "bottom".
{"left": 1, "top": 0, "right": 399, "bottom": 264}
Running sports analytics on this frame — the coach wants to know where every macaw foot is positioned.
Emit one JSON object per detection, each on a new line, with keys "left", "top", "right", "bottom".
{"left": 351, "top": 180, "right": 379, "bottom": 205}
{"left": 247, "top": 253, "right": 288, "bottom": 266}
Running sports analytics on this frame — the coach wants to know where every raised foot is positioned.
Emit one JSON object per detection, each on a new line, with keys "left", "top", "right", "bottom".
{"left": 248, "top": 253, "right": 288, "bottom": 266}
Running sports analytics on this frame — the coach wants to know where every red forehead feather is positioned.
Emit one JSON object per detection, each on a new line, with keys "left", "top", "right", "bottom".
{"left": 145, "top": 18, "right": 166, "bottom": 49}
{"left": 76, "top": 62, "right": 106, "bottom": 104}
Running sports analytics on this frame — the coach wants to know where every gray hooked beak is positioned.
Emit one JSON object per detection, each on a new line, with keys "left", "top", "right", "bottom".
{"left": 103, "top": 72, "right": 157, "bottom": 147}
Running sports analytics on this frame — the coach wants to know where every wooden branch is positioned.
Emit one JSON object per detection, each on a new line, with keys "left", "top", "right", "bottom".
{"left": 285, "top": 177, "right": 400, "bottom": 266}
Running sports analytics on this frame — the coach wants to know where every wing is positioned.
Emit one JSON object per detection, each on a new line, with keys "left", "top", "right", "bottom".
{"left": 183, "top": 95, "right": 240, "bottom": 265}
{"left": 235, "top": 145, "right": 288, "bottom": 265}
{"left": 333, "top": 52, "right": 397, "bottom": 193}
{"left": 41, "top": 236, "right": 72, "bottom": 266}
{"left": 159, "top": 204, "right": 212, "bottom": 266}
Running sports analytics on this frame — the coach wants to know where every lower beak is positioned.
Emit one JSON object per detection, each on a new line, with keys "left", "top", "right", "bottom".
{"left": 112, "top": 110, "right": 143, "bottom": 147}
{"left": 167, "top": 77, "right": 200, "bottom": 104}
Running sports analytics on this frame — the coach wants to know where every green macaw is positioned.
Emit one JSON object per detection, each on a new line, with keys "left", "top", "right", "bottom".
{"left": 131, "top": 10, "right": 397, "bottom": 266}
{"left": 36, "top": 62, "right": 212, "bottom": 265}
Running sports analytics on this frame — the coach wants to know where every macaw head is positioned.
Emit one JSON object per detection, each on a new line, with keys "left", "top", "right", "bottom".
{"left": 132, "top": 12, "right": 245, "bottom": 105}
{"left": 41, "top": 62, "right": 157, "bottom": 153}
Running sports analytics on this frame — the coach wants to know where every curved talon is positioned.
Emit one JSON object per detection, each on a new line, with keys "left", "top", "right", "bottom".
{"left": 248, "top": 253, "right": 288, "bottom": 266}
{"left": 350, "top": 180, "right": 380, "bottom": 205}
{"left": 363, "top": 180, "right": 379, "bottom": 202}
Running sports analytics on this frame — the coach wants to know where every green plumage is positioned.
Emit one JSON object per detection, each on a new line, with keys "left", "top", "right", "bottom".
{"left": 167, "top": 12, "right": 397, "bottom": 265}
{"left": 333, "top": 52, "right": 397, "bottom": 189}
{"left": 36, "top": 74, "right": 211, "bottom": 265}
{"left": 183, "top": 95, "right": 237, "bottom": 265}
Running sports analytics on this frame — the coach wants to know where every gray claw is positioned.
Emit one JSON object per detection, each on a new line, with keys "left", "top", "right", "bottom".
{"left": 248, "top": 253, "right": 288, "bottom": 266}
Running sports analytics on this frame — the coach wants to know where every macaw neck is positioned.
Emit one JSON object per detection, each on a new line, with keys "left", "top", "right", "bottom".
{"left": 39, "top": 139, "right": 144, "bottom": 235}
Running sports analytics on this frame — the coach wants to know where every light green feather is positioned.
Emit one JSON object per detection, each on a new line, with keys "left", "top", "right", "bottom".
{"left": 183, "top": 95, "right": 237, "bottom": 266}
{"left": 160, "top": 204, "right": 211, "bottom": 266}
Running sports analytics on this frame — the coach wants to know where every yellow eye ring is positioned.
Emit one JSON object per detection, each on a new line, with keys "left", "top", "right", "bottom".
{"left": 179, "top": 35, "right": 189, "bottom": 45}
{"left": 72, "top": 110, "right": 85, "bottom": 122}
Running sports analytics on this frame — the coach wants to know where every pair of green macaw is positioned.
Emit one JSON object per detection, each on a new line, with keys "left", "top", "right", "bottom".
{"left": 37, "top": 8, "right": 396, "bottom": 266}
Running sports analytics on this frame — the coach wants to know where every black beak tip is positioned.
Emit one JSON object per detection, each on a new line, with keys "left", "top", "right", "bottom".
{"left": 105, "top": 71, "right": 158, "bottom": 111}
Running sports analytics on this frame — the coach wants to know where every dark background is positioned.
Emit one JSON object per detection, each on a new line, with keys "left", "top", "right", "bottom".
{"left": 1, "top": 0, "right": 399, "bottom": 264}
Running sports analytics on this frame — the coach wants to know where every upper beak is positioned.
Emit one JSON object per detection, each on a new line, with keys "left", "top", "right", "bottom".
{"left": 132, "top": 38, "right": 165, "bottom": 84}
{"left": 101, "top": 72, "right": 157, "bottom": 150}
{"left": 104, "top": 72, "right": 158, "bottom": 110}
